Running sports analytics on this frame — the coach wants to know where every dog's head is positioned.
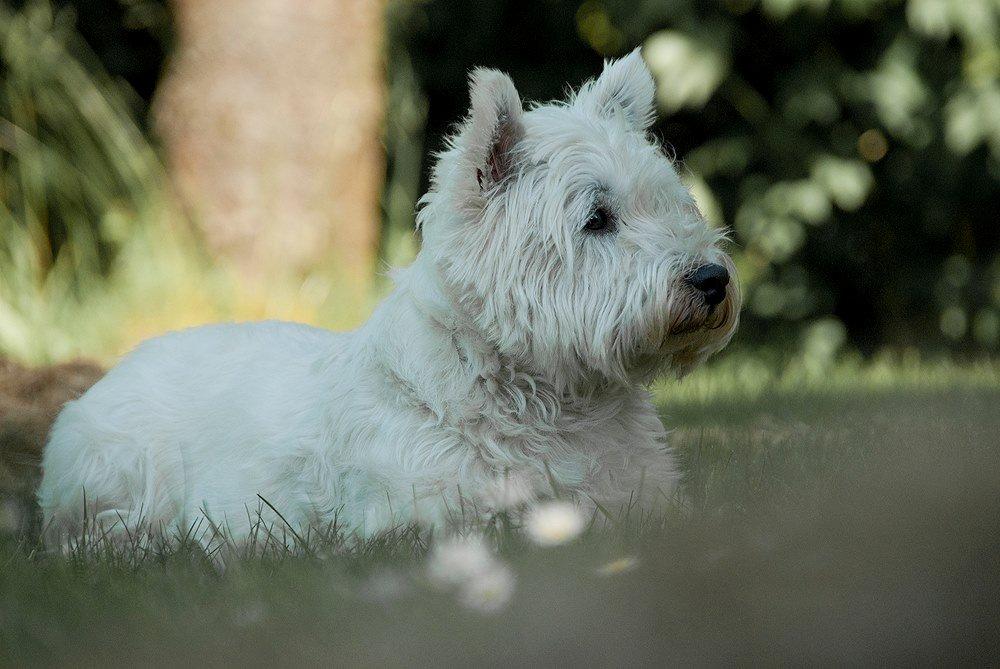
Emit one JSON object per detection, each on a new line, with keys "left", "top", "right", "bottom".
{"left": 418, "top": 50, "right": 740, "bottom": 390}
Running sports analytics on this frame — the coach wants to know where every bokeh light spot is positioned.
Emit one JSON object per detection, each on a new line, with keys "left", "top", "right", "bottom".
{"left": 576, "top": 2, "right": 624, "bottom": 55}
{"left": 858, "top": 128, "right": 889, "bottom": 162}
{"left": 940, "top": 306, "right": 968, "bottom": 339}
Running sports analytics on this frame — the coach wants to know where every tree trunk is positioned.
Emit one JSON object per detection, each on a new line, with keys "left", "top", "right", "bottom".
{"left": 154, "top": 0, "right": 385, "bottom": 304}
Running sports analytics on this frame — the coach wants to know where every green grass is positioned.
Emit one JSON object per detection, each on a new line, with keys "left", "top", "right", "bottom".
{"left": 1, "top": 365, "right": 998, "bottom": 665}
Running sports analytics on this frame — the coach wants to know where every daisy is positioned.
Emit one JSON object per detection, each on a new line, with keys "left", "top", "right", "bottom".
{"left": 524, "top": 501, "right": 586, "bottom": 546}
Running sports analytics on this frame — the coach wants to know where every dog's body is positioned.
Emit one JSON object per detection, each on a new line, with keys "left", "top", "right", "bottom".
{"left": 39, "top": 283, "right": 669, "bottom": 539}
{"left": 38, "top": 51, "right": 739, "bottom": 541}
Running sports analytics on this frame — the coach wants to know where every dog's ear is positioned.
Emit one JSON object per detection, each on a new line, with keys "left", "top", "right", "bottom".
{"left": 461, "top": 67, "right": 524, "bottom": 193}
{"left": 581, "top": 48, "right": 656, "bottom": 131}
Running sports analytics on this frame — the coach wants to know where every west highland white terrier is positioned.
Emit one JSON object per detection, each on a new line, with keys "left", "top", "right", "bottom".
{"left": 38, "top": 50, "right": 739, "bottom": 543}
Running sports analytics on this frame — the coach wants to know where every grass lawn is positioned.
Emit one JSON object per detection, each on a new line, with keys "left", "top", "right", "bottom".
{"left": 1, "top": 363, "right": 998, "bottom": 666}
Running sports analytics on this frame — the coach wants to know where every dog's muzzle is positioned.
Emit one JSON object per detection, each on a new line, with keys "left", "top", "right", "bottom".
{"left": 666, "top": 262, "right": 738, "bottom": 337}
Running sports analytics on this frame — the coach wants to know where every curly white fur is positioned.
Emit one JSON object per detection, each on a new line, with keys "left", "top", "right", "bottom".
{"left": 38, "top": 50, "right": 740, "bottom": 542}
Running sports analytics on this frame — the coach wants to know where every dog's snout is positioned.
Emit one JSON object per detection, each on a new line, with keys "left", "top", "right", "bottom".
{"left": 687, "top": 263, "right": 730, "bottom": 306}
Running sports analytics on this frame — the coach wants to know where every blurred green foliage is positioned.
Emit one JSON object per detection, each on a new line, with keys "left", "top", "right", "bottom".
{"left": 0, "top": 2, "right": 223, "bottom": 362}
{"left": 0, "top": 3, "right": 156, "bottom": 358}
{"left": 1, "top": 0, "right": 998, "bottom": 362}
{"left": 0, "top": 2, "right": 161, "bottom": 282}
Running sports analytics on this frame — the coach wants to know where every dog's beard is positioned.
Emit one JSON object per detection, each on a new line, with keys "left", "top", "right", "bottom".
{"left": 624, "top": 285, "right": 740, "bottom": 382}
{"left": 666, "top": 291, "right": 736, "bottom": 337}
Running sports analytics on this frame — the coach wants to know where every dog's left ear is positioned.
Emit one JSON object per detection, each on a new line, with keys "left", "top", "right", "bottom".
{"left": 581, "top": 48, "right": 656, "bottom": 131}
{"left": 461, "top": 67, "right": 524, "bottom": 193}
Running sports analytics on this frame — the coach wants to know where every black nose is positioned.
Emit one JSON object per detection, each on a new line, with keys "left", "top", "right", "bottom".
{"left": 687, "top": 263, "right": 730, "bottom": 306}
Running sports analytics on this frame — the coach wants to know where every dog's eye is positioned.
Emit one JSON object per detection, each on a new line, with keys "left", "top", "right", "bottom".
{"left": 584, "top": 207, "right": 613, "bottom": 234}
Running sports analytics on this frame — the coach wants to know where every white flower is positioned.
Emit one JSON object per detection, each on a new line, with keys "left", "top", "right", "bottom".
{"left": 524, "top": 501, "right": 586, "bottom": 546}
{"left": 457, "top": 563, "right": 516, "bottom": 613}
{"left": 426, "top": 534, "right": 518, "bottom": 613}
{"left": 426, "top": 534, "right": 497, "bottom": 587}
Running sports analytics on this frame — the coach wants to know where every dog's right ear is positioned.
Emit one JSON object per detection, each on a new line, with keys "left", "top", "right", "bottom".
{"left": 461, "top": 68, "right": 524, "bottom": 193}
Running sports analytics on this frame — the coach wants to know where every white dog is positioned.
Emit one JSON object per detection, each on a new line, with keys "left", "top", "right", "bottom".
{"left": 38, "top": 50, "right": 739, "bottom": 543}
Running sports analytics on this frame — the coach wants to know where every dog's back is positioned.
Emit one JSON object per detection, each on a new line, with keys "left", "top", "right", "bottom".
{"left": 37, "top": 321, "right": 348, "bottom": 541}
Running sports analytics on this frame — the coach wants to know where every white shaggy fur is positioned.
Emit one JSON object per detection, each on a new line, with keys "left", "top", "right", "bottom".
{"left": 38, "top": 51, "right": 740, "bottom": 542}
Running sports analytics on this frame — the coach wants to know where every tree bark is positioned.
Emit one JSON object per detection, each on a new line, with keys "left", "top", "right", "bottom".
{"left": 155, "top": 0, "right": 385, "bottom": 297}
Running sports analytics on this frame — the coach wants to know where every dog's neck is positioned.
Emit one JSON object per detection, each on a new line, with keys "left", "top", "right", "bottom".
{"left": 347, "top": 256, "right": 647, "bottom": 487}
{"left": 365, "top": 258, "right": 631, "bottom": 437}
